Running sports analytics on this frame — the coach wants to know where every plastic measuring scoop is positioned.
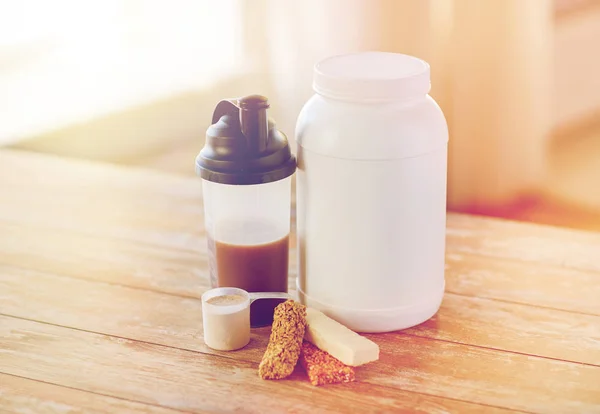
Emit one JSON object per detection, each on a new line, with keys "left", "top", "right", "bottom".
{"left": 201, "top": 287, "right": 292, "bottom": 351}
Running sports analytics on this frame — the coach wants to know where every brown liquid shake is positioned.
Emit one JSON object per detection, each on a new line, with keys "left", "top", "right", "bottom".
{"left": 208, "top": 221, "right": 289, "bottom": 327}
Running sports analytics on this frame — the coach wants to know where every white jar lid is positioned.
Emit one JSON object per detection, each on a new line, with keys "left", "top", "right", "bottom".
{"left": 313, "top": 52, "right": 430, "bottom": 102}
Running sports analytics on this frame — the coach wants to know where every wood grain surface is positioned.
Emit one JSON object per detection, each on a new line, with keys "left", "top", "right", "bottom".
{"left": 1, "top": 149, "right": 599, "bottom": 413}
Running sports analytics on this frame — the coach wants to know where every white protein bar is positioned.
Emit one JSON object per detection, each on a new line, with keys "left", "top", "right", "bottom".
{"left": 304, "top": 307, "right": 380, "bottom": 366}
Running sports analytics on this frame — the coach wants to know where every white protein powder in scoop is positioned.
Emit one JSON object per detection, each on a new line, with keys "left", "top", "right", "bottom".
{"left": 203, "top": 294, "right": 250, "bottom": 351}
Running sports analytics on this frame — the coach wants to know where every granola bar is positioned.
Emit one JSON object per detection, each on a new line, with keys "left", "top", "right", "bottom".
{"left": 300, "top": 341, "right": 356, "bottom": 386}
{"left": 258, "top": 300, "right": 307, "bottom": 380}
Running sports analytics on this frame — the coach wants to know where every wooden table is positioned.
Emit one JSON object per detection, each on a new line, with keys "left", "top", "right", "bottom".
{"left": 1, "top": 149, "right": 599, "bottom": 414}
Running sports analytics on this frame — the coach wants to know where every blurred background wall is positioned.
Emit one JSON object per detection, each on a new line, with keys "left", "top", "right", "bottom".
{"left": 1, "top": 0, "right": 600, "bottom": 230}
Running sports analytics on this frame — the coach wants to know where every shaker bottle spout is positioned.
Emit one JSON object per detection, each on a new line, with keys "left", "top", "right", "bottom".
{"left": 210, "top": 95, "right": 270, "bottom": 155}
{"left": 238, "top": 95, "right": 270, "bottom": 154}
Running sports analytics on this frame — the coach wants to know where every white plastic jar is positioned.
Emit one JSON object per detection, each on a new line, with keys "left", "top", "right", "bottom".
{"left": 295, "top": 52, "right": 448, "bottom": 333}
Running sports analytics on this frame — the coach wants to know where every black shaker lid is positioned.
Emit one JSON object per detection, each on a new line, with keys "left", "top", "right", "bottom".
{"left": 195, "top": 95, "right": 296, "bottom": 185}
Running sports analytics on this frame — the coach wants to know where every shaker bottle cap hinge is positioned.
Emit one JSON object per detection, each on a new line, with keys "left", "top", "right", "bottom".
{"left": 196, "top": 95, "right": 296, "bottom": 185}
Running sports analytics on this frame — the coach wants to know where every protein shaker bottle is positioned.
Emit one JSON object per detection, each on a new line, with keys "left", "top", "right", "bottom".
{"left": 295, "top": 52, "right": 448, "bottom": 333}
{"left": 196, "top": 95, "right": 296, "bottom": 327}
